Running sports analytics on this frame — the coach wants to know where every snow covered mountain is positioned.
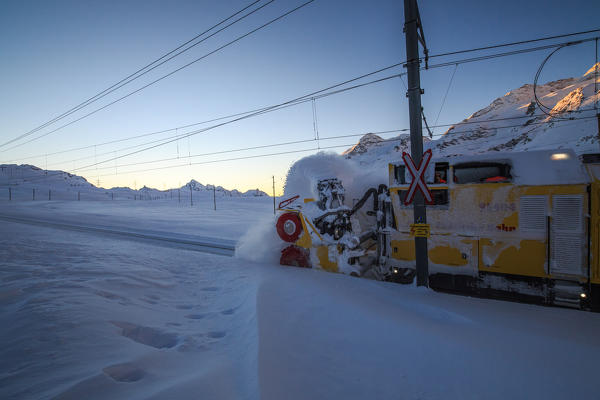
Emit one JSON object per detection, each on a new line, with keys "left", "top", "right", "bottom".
{"left": 344, "top": 63, "right": 600, "bottom": 164}
{"left": 0, "top": 164, "right": 269, "bottom": 199}
{"left": 180, "top": 179, "right": 268, "bottom": 197}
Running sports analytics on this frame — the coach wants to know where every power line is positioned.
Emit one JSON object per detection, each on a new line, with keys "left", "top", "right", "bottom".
{"left": 424, "top": 37, "right": 598, "bottom": 71}
{"left": 12, "top": 70, "right": 405, "bottom": 169}
{"left": 7, "top": 26, "right": 597, "bottom": 155}
{"left": 0, "top": 0, "right": 269, "bottom": 149}
{"left": 8, "top": 33, "right": 600, "bottom": 181}
{"left": 11, "top": 85, "right": 600, "bottom": 174}
{"left": 0, "top": 0, "right": 316, "bottom": 151}
{"left": 5, "top": 31, "right": 597, "bottom": 160}
{"left": 431, "top": 63, "right": 458, "bottom": 135}
{"left": 73, "top": 129, "right": 410, "bottom": 174}
{"left": 8, "top": 68, "right": 406, "bottom": 182}
{"left": 66, "top": 71, "right": 404, "bottom": 173}
{"left": 75, "top": 116, "right": 598, "bottom": 181}
{"left": 533, "top": 45, "right": 576, "bottom": 119}
{"left": 65, "top": 35, "right": 597, "bottom": 169}
{"left": 427, "top": 28, "right": 600, "bottom": 60}
{"left": 71, "top": 114, "right": 598, "bottom": 174}
{"left": 18, "top": 115, "right": 596, "bottom": 184}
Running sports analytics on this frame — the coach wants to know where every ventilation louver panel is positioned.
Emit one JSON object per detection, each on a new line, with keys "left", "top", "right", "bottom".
{"left": 552, "top": 195, "right": 583, "bottom": 232}
{"left": 550, "top": 195, "right": 584, "bottom": 276}
{"left": 520, "top": 196, "right": 547, "bottom": 232}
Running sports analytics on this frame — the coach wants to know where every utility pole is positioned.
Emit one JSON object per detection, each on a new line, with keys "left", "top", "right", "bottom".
{"left": 9, "top": 187, "right": 11, "bottom": 201}
{"left": 404, "top": 0, "right": 429, "bottom": 287}
{"left": 272, "top": 176, "right": 276, "bottom": 214}
{"left": 190, "top": 186, "right": 193, "bottom": 207}
{"left": 213, "top": 185, "right": 216, "bottom": 211}
{"left": 32, "top": 188, "right": 35, "bottom": 201}
{"left": 48, "top": 189, "right": 51, "bottom": 201}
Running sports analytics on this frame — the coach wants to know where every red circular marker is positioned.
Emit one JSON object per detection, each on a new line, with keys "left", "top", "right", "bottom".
{"left": 276, "top": 212, "right": 303, "bottom": 242}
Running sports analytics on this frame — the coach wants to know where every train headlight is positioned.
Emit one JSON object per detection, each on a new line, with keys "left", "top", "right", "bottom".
{"left": 551, "top": 153, "right": 570, "bottom": 160}
{"left": 580, "top": 293, "right": 587, "bottom": 299}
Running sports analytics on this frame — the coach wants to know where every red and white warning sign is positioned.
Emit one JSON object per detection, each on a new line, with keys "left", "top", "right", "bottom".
{"left": 402, "top": 149, "right": 433, "bottom": 206}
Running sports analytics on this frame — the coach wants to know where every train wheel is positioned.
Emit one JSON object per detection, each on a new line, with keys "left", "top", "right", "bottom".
{"left": 276, "top": 212, "right": 303, "bottom": 243}
{"left": 280, "top": 245, "right": 311, "bottom": 268}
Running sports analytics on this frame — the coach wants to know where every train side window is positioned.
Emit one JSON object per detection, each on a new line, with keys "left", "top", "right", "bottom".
{"left": 453, "top": 162, "right": 512, "bottom": 184}
{"left": 396, "top": 189, "right": 448, "bottom": 207}
{"left": 394, "top": 165, "right": 406, "bottom": 184}
{"left": 432, "top": 162, "right": 449, "bottom": 184}
{"left": 430, "top": 163, "right": 449, "bottom": 206}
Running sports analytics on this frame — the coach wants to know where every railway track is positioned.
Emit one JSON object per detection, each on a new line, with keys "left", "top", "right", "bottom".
{"left": 0, "top": 214, "right": 236, "bottom": 256}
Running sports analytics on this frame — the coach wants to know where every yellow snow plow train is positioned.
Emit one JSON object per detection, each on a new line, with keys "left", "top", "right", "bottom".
{"left": 275, "top": 149, "right": 600, "bottom": 311}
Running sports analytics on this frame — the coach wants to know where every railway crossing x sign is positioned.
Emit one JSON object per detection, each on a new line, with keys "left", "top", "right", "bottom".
{"left": 402, "top": 149, "right": 433, "bottom": 206}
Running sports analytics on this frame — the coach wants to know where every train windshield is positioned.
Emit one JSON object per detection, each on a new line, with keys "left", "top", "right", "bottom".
{"left": 453, "top": 162, "right": 511, "bottom": 184}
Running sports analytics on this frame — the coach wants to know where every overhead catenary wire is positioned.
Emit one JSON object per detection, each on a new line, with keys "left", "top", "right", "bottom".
{"left": 73, "top": 114, "right": 598, "bottom": 174}
{"left": 15, "top": 86, "right": 600, "bottom": 176}
{"left": 6, "top": 25, "right": 598, "bottom": 153}
{"left": 6, "top": 29, "right": 598, "bottom": 157}
{"left": 312, "top": 98, "right": 320, "bottom": 149}
{"left": 20, "top": 115, "right": 596, "bottom": 183}
{"left": 73, "top": 116, "right": 598, "bottom": 181}
{"left": 9, "top": 33, "right": 600, "bottom": 183}
{"left": 533, "top": 45, "right": 570, "bottom": 118}
{"left": 424, "top": 37, "right": 599, "bottom": 71}
{"left": 2, "top": 67, "right": 407, "bottom": 170}
{"left": 426, "top": 28, "right": 600, "bottom": 60}
{"left": 34, "top": 71, "right": 406, "bottom": 170}
{"left": 0, "top": 0, "right": 270, "bottom": 149}
{"left": 432, "top": 63, "right": 458, "bottom": 135}
{"left": 0, "top": 0, "right": 316, "bottom": 152}
{"left": 5, "top": 31, "right": 597, "bottom": 160}
{"left": 66, "top": 72, "right": 406, "bottom": 173}
{"left": 12, "top": 71, "right": 406, "bottom": 182}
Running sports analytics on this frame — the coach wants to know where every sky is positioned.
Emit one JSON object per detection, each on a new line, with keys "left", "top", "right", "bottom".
{"left": 0, "top": 0, "right": 599, "bottom": 194}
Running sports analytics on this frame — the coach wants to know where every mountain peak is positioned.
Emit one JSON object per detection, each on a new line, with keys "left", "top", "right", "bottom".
{"left": 342, "top": 133, "right": 384, "bottom": 156}
{"left": 583, "top": 62, "right": 600, "bottom": 79}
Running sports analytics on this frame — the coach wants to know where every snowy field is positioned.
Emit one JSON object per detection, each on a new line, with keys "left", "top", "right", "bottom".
{"left": 1, "top": 199, "right": 600, "bottom": 399}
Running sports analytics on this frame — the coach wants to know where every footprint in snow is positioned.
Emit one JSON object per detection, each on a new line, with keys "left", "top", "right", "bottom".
{"left": 185, "top": 313, "right": 207, "bottom": 320}
{"left": 175, "top": 304, "right": 194, "bottom": 310}
{"left": 201, "top": 287, "right": 220, "bottom": 292}
{"left": 103, "top": 362, "right": 145, "bottom": 382}
{"left": 111, "top": 321, "right": 178, "bottom": 349}
{"left": 221, "top": 308, "right": 235, "bottom": 315}
{"left": 206, "top": 331, "right": 226, "bottom": 339}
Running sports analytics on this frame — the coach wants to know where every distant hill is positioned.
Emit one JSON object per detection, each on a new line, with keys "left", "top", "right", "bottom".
{"left": 0, "top": 164, "right": 269, "bottom": 200}
{"left": 180, "top": 179, "right": 268, "bottom": 197}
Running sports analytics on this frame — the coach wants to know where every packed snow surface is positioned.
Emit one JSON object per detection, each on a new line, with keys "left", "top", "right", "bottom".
{"left": 1, "top": 199, "right": 600, "bottom": 399}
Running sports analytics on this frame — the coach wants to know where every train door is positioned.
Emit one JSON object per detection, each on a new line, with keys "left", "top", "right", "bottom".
{"left": 549, "top": 194, "right": 586, "bottom": 277}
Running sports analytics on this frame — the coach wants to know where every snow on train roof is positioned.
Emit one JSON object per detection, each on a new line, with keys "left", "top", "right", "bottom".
{"left": 392, "top": 149, "right": 589, "bottom": 185}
